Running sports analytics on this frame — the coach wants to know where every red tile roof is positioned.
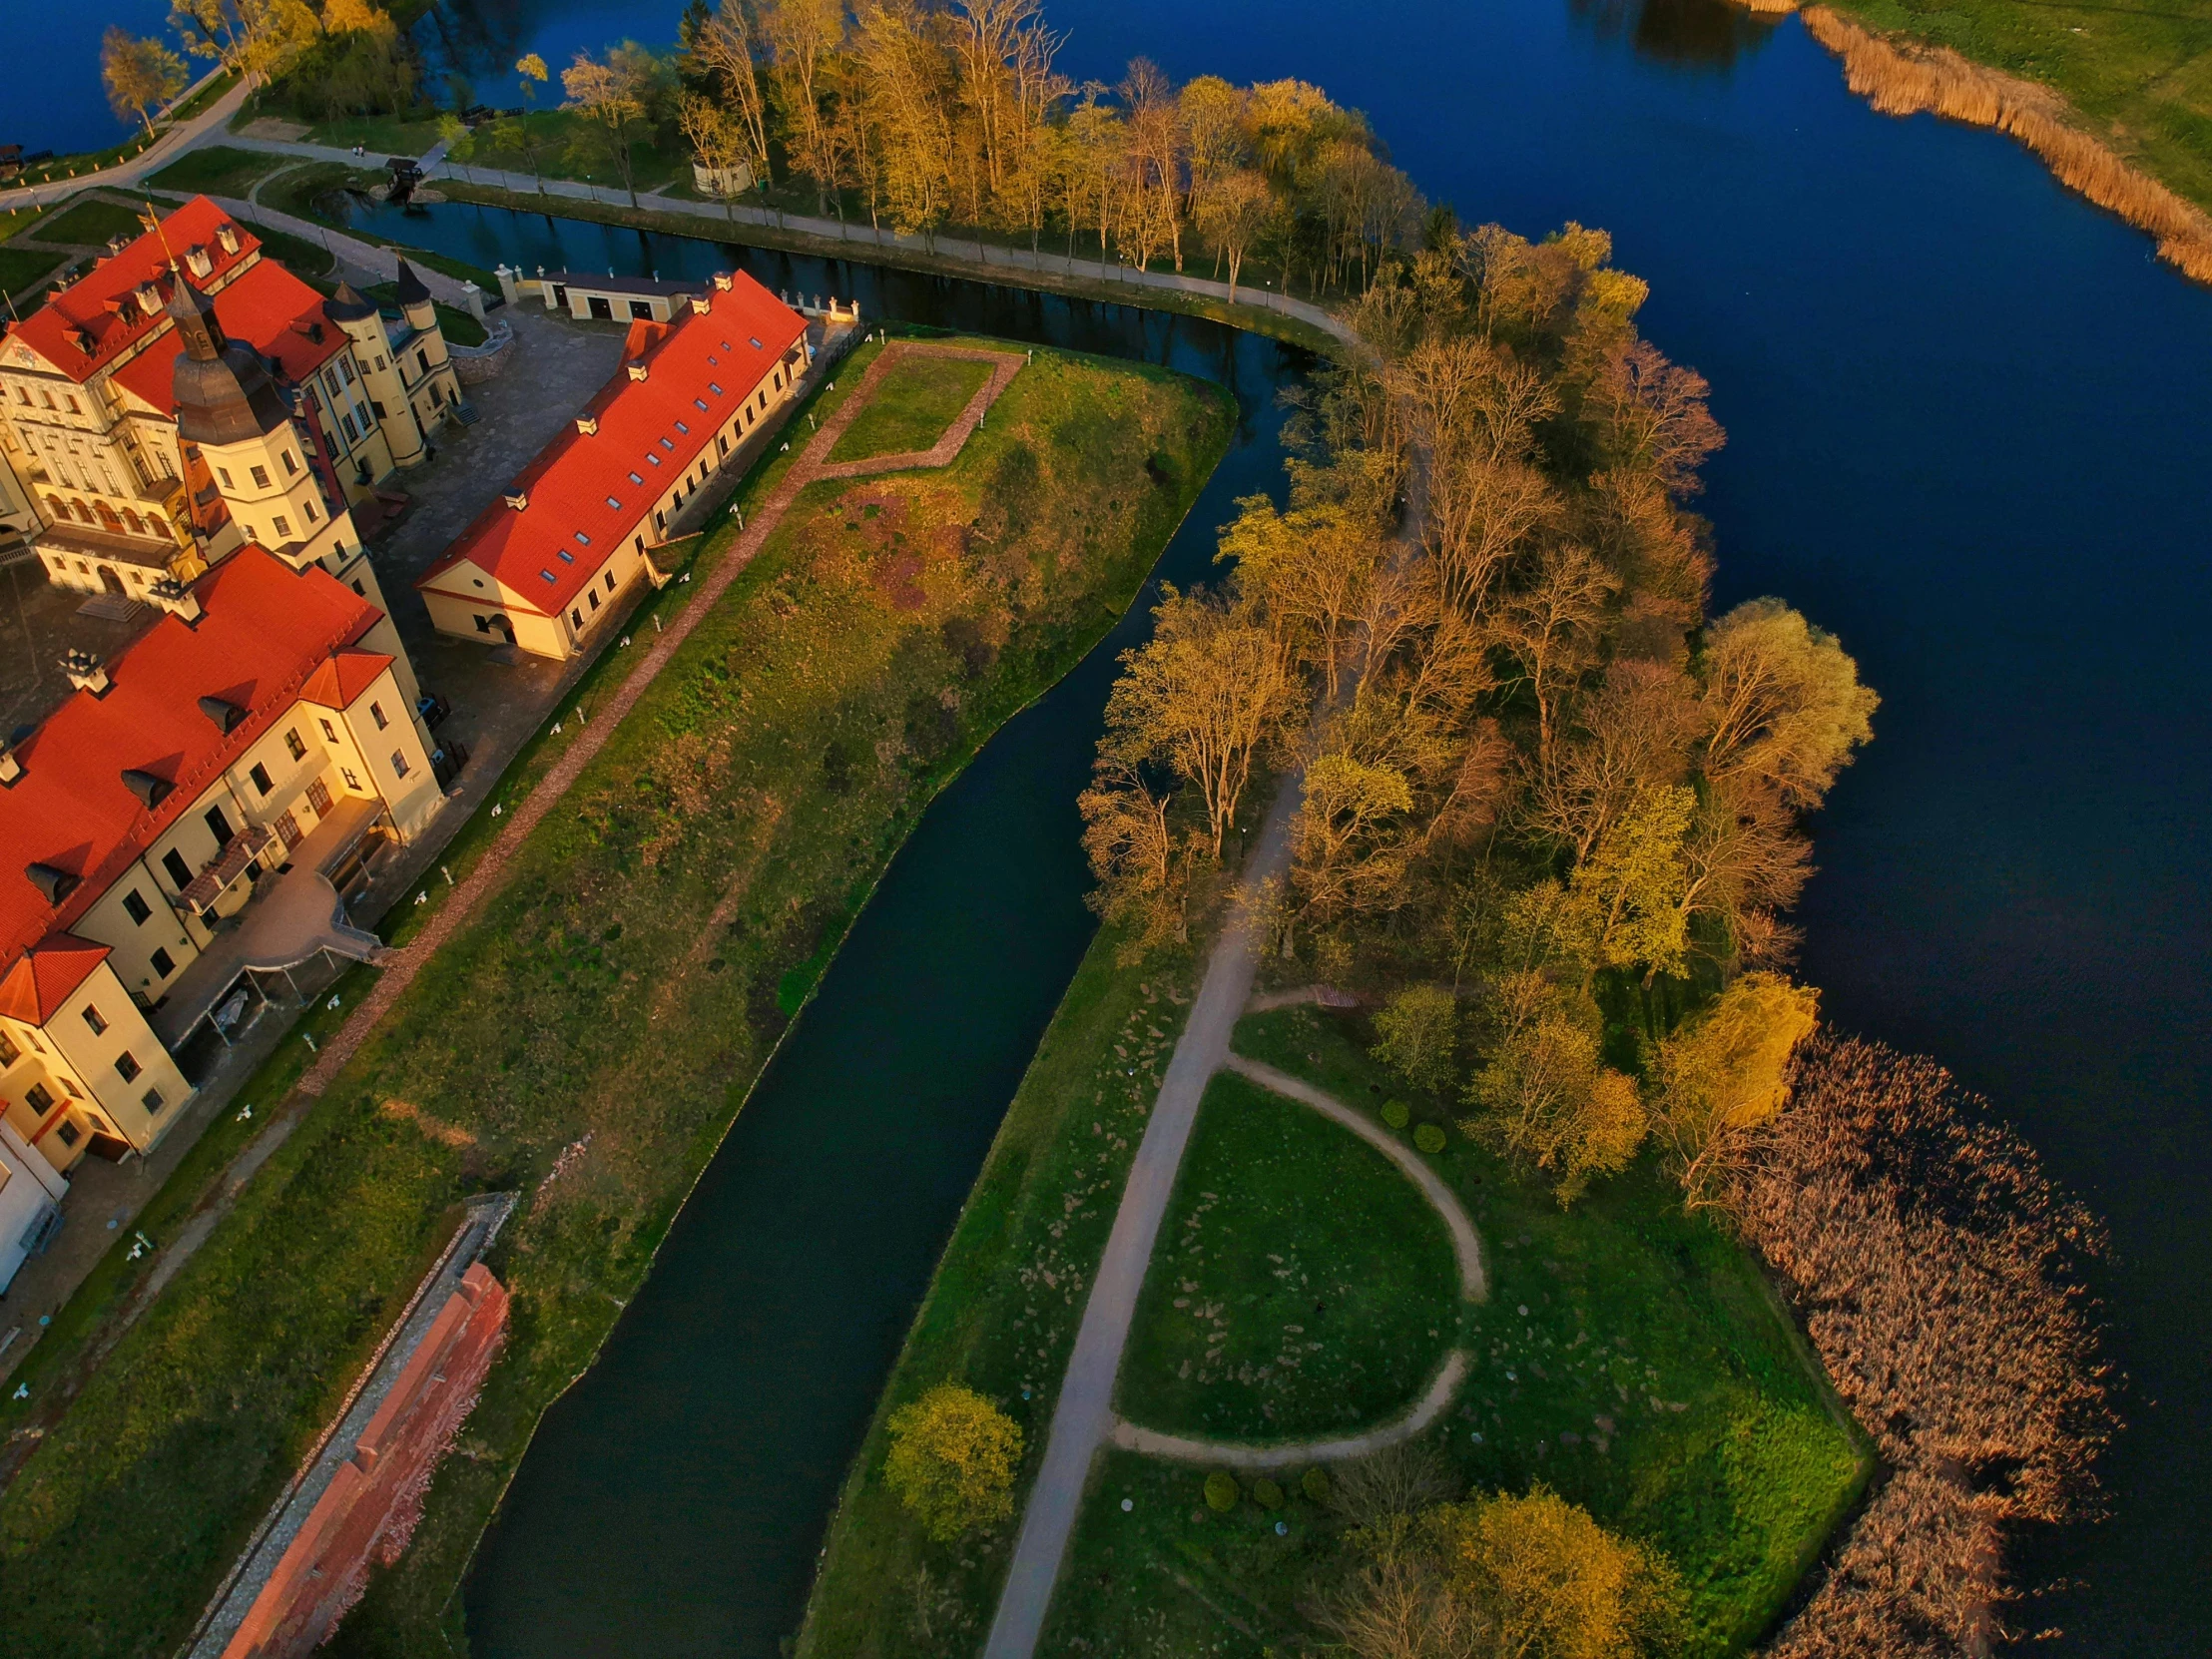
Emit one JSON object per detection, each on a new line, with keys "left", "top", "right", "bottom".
{"left": 110, "top": 255, "right": 345, "bottom": 416}
{"left": 300, "top": 647, "right": 394, "bottom": 710}
{"left": 7, "top": 197, "right": 262, "bottom": 386}
{"left": 418, "top": 274, "right": 805, "bottom": 617}
{"left": 0, "top": 935, "right": 111, "bottom": 1026}
{"left": 0, "top": 548, "right": 383, "bottom": 969}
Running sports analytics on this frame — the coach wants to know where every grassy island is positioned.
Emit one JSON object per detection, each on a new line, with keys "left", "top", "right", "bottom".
{"left": 0, "top": 336, "right": 1230, "bottom": 1659}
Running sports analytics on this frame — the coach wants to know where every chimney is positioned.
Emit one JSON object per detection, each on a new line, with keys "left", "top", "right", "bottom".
{"left": 626, "top": 362, "right": 648, "bottom": 381}
{"left": 689, "top": 293, "right": 711, "bottom": 316}
{"left": 575, "top": 415, "right": 598, "bottom": 435}
{"left": 0, "top": 747, "right": 19, "bottom": 786}
{"left": 62, "top": 649, "right": 110, "bottom": 695}
{"left": 714, "top": 273, "right": 733, "bottom": 291}
{"left": 147, "top": 577, "right": 203, "bottom": 623}
{"left": 216, "top": 223, "right": 241, "bottom": 257}
{"left": 185, "top": 245, "right": 214, "bottom": 279}
{"left": 136, "top": 282, "right": 163, "bottom": 316}
{"left": 504, "top": 491, "right": 529, "bottom": 511}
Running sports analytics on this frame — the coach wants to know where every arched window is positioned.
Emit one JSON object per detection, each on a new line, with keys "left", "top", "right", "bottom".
{"left": 122, "top": 509, "right": 144, "bottom": 535}
{"left": 73, "top": 499, "right": 96, "bottom": 524}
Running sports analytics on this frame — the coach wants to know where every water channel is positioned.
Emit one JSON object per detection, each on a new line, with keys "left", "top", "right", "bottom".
{"left": 19, "top": 0, "right": 2212, "bottom": 1648}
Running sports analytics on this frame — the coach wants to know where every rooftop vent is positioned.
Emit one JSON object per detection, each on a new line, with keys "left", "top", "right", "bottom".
{"left": 122, "top": 768, "right": 174, "bottom": 808}
{"left": 147, "top": 577, "right": 202, "bottom": 623}
{"left": 26, "top": 863, "right": 80, "bottom": 905}
{"left": 689, "top": 293, "right": 711, "bottom": 316}
{"left": 198, "top": 695, "right": 247, "bottom": 734}
{"left": 575, "top": 415, "right": 599, "bottom": 436}
{"left": 505, "top": 490, "right": 529, "bottom": 511}
{"left": 62, "top": 649, "right": 110, "bottom": 695}
{"left": 713, "top": 273, "right": 733, "bottom": 291}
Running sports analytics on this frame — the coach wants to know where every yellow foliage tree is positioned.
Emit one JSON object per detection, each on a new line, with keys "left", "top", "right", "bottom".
{"left": 1651, "top": 970, "right": 1820, "bottom": 1212}
{"left": 883, "top": 1382, "right": 1023, "bottom": 1542}
{"left": 1430, "top": 1486, "right": 1684, "bottom": 1659}
{"left": 1463, "top": 971, "right": 1644, "bottom": 1206}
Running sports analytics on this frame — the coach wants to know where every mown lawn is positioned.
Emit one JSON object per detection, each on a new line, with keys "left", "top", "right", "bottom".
{"left": 0, "top": 247, "right": 66, "bottom": 307}
{"left": 830, "top": 352, "right": 994, "bottom": 462}
{"left": 1821, "top": 0, "right": 2212, "bottom": 215}
{"left": 24, "top": 197, "right": 146, "bottom": 248}
{"left": 146, "top": 145, "right": 286, "bottom": 199}
{"left": 0, "top": 338, "right": 1230, "bottom": 1659}
{"left": 1118, "top": 1070, "right": 1460, "bottom": 1440}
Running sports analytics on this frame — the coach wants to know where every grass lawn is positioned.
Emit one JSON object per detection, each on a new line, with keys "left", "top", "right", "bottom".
{"left": 451, "top": 114, "right": 695, "bottom": 196}
{"left": 146, "top": 145, "right": 288, "bottom": 199}
{"left": 170, "top": 69, "right": 241, "bottom": 124}
{"left": 297, "top": 113, "right": 448, "bottom": 159}
{"left": 26, "top": 198, "right": 148, "bottom": 249}
{"left": 1118, "top": 1070, "right": 1460, "bottom": 1440}
{"left": 0, "top": 338, "right": 1230, "bottom": 1659}
{"left": 0, "top": 247, "right": 67, "bottom": 307}
{"left": 830, "top": 353, "right": 994, "bottom": 462}
{"left": 250, "top": 224, "right": 335, "bottom": 281}
{"left": 1821, "top": 0, "right": 2212, "bottom": 215}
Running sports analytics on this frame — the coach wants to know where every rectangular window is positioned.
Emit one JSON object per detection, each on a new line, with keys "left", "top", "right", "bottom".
{"left": 151, "top": 947, "right": 175, "bottom": 978}
{"left": 570, "top": 607, "right": 583, "bottom": 629}
{"left": 340, "top": 410, "right": 359, "bottom": 443}
{"left": 273, "top": 514, "right": 291, "bottom": 538}
{"left": 26, "top": 1082, "right": 54, "bottom": 1114}
{"left": 281, "top": 449, "right": 298, "bottom": 474}
{"left": 83, "top": 1005, "right": 107, "bottom": 1036}
{"left": 303, "top": 498, "right": 318, "bottom": 523}
{"left": 587, "top": 589, "right": 600, "bottom": 612}
{"left": 342, "top": 768, "right": 361, "bottom": 791}
{"left": 115, "top": 1051, "right": 141, "bottom": 1083}
{"left": 284, "top": 728, "right": 305, "bottom": 761}
{"left": 163, "top": 847, "right": 192, "bottom": 887}
{"left": 54, "top": 1118, "right": 79, "bottom": 1149}
{"left": 319, "top": 718, "right": 336, "bottom": 743}
{"left": 250, "top": 762, "right": 274, "bottom": 795}
{"left": 694, "top": 398, "right": 709, "bottom": 412}
{"left": 251, "top": 465, "right": 271, "bottom": 489}
{"left": 370, "top": 702, "right": 388, "bottom": 731}
{"left": 605, "top": 496, "right": 622, "bottom": 510}
{"left": 417, "top": 348, "right": 431, "bottom": 376}
{"left": 143, "top": 1087, "right": 166, "bottom": 1113}
{"left": 674, "top": 420, "right": 690, "bottom": 435}
{"left": 122, "top": 888, "right": 152, "bottom": 924}
{"left": 605, "top": 572, "right": 617, "bottom": 594}
{"left": 557, "top": 550, "right": 574, "bottom": 564}
{"left": 0, "top": 1031, "right": 16, "bottom": 1067}
{"left": 391, "top": 750, "right": 410, "bottom": 779}
{"left": 205, "top": 805, "right": 233, "bottom": 844}
{"left": 218, "top": 467, "right": 234, "bottom": 488}
{"left": 627, "top": 471, "right": 644, "bottom": 485}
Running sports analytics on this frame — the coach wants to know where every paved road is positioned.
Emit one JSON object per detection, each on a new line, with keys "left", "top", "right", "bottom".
{"left": 981, "top": 777, "right": 1303, "bottom": 1659}
{"left": 0, "top": 74, "right": 254, "bottom": 212}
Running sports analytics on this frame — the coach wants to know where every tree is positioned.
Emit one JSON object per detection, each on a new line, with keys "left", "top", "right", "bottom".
{"left": 1699, "top": 597, "right": 1878, "bottom": 812}
{"left": 1220, "top": 493, "right": 1385, "bottom": 701}
{"left": 1372, "top": 984, "right": 1457, "bottom": 1093}
{"left": 1463, "top": 970, "right": 1644, "bottom": 1205}
{"left": 1078, "top": 736, "right": 1202, "bottom": 962}
{"left": 1430, "top": 1487, "right": 1685, "bottom": 1658}
{"left": 1561, "top": 784, "right": 1694, "bottom": 984}
{"left": 1291, "top": 743, "right": 1417, "bottom": 931}
{"left": 882, "top": 1382, "right": 1023, "bottom": 1541}
{"left": 762, "top": 0, "right": 849, "bottom": 213}
{"left": 1196, "top": 166, "right": 1271, "bottom": 301}
{"left": 678, "top": 92, "right": 751, "bottom": 218}
{"left": 1648, "top": 971, "right": 1818, "bottom": 1211}
{"left": 171, "top": 0, "right": 244, "bottom": 69}
{"left": 1493, "top": 544, "right": 1616, "bottom": 768}
{"left": 562, "top": 47, "right": 651, "bottom": 206}
{"left": 1525, "top": 660, "right": 1700, "bottom": 867}
{"left": 513, "top": 52, "right": 550, "bottom": 194}
{"left": 683, "top": 1, "right": 773, "bottom": 197}
{"left": 1099, "top": 584, "right": 1298, "bottom": 857}
{"left": 103, "top": 27, "right": 189, "bottom": 140}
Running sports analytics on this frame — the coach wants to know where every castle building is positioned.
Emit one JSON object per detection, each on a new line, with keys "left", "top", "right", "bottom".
{"left": 0, "top": 547, "right": 443, "bottom": 1178}
{"left": 0, "top": 195, "right": 460, "bottom": 606}
{"left": 416, "top": 272, "right": 807, "bottom": 660}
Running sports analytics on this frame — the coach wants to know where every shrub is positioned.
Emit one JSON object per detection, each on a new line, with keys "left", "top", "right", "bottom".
{"left": 1372, "top": 983, "right": 1459, "bottom": 1092}
{"left": 1252, "top": 1476, "right": 1285, "bottom": 1509}
{"left": 1414, "top": 1122, "right": 1446, "bottom": 1155}
{"left": 1204, "top": 1470, "right": 1240, "bottom": 1512}
{"left": 1381, "top": 1099, "right": 1411, "bottom": 1131}
{"left": 883, "top": 1383, "right": 1023, "bottom": 1542}
{"left": 1302, "top": 1466, "right": 1332, "bottom": 1504}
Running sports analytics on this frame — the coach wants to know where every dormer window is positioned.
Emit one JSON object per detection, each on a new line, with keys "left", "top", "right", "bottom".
{"left": 136, "top": 283, "right": 162, "bottom": 316}
{"left": 216, "top": 224, "right": 240, "bottom": 256}
{"left": 186, "top": 246, "right": 214, "bottom": 278}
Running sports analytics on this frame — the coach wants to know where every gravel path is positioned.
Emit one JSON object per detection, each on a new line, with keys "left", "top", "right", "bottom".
{"left": 981, "top": 779, "right": 1303, "bottom": 1659}
{"left": 1108, "top": 1351, "right": 1473, "bottom": 1469}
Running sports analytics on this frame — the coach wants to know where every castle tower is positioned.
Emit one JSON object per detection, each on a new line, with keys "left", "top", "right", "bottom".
{"left": 170, "top": 276, "right": 421, "bottom": 708}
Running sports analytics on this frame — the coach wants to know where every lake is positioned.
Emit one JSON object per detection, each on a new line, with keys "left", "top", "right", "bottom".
{"left": 23, "top": 0, "right": 2212, "bottom": 1650}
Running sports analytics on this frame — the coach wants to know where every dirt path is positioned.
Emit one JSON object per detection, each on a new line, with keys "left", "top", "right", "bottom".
{"left": 981, "top": 779, "right": 1303, "bottom": 1659}
{"left": 1109, "top": 1351, "right": 1472, "bottom": 1469}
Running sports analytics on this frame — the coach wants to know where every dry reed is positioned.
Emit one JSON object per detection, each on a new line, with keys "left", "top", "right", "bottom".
{"left": 1737, "top": 2, "right": 2212, "bottom": 283}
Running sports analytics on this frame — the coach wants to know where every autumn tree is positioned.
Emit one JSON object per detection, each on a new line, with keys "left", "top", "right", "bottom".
{"left": 761, "top": 0, "right": 848, "bottom": 212}
{"left": 562, "top": 46, "right": 652, "bottom": 206}
{"left": 103, "top": 27, "right": 189, "bottom": 140}
{"left": 1462, "top": 970, "right": 1644, "bottom": 1205}
{"left": 1098, "top": 584, "right": 1298, "bottom": 858}
{"left": 1648, "top": 971, "right": 1818, "bottom": 1211}
{"left": 1372, "top": 984, "right": 1458, "bottom": 1093}
{"left": 1197, "top": 167, "right": 1271, "bottom": 300}
{"left": 1698, "top": 597, "right": 1878, "bottom": 811}
{"left": 171, "top": 0, "right": 244, "bottom": 70}
{"left": 882, "top": 1383, "right": 1023, "bottom": 1541}
{"left": 511, "top": 52, "right": 550, "bottom": 193}
{"left": 1219, "top": 492, "right": 1385, "bottom": 701}
{"left": 682, "top": 1, "right": 773, "bottom": 197}
{"left": 678, "top": 94, "right": 751, "bottom": 218}
{"left": 1492, "top": 544, "right": 1616, "bottom": 768}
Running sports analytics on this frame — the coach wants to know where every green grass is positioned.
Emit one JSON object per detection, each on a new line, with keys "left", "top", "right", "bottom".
{"left": 798, "top": 928, "right": 1202, "bottom": 1659}
{"left": 1118, "top": 1070, "right": 1460, "bottom": 1440}
{"left": 830, "top": 353, "right": 994, "bottom": 462}
{"left": 1821, "top": 0, "right": 2212, "bottom": 217}
{"left": 450, "top": 113, "right": 696, "bottom": 197}
{"left": 249, "top": 224, "right": 335, "bottom": 281}
{"left": 0, "top": 339, "right": 1231, "bottom": 1659}
{"left": 0, "top": 247, "right": 68, "bottom": 307}
{"left": 170, "top": 68, "right": 241, "bottom": 124}
{"left": 296, "top": 113, "right": 448, "bottom": 160}
{"left": 26, "top": 198, "right": 148, "bottom": 249}
{"left": 146, "top": 145, "right": 286, "bottom": 199}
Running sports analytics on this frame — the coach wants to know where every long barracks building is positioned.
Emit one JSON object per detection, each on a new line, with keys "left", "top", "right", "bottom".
{"left": 416, "top": 271, "right": 808, "bottom": 660}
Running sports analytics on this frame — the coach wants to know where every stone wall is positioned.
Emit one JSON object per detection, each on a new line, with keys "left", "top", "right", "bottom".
{"left": 220, "top": 1264, "right": 508, "bottom": 1659}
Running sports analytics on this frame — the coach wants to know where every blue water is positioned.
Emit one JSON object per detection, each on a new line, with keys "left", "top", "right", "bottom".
{"left": 12, "top": 0, "right": 178, "bottom": 155}
{"left": 28, "top": 0, "right": 2212, "bottom": 1649}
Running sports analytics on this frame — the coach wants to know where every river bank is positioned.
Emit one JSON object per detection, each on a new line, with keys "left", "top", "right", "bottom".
{"left": 1745, "top": 2, "right": 2212, "bottom": 282}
